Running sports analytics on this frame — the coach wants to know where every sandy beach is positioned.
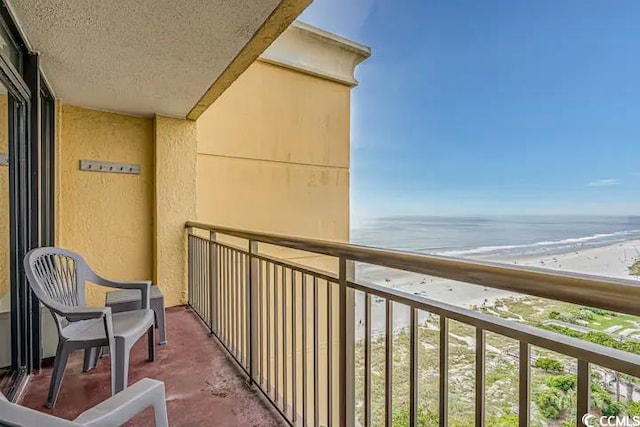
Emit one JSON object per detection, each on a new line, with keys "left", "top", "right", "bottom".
{"left": 355, "top": 239, "right": 640, "bottom": 338}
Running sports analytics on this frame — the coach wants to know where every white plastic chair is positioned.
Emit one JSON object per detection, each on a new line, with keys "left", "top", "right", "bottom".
{"left": 0, "top": 378, "right": 169, "bottom": 426}
{"left": 24, "top": 247, "right": 156, "bottom": 408}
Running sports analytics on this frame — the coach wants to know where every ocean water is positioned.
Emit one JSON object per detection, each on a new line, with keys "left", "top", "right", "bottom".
{"left": 351, "top": 215, "right": 640, "bottom": 259}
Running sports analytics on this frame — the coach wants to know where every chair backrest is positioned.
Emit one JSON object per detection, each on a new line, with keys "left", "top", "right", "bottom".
{"left": 24, "top": 247, "right": 90, "bottom": 314}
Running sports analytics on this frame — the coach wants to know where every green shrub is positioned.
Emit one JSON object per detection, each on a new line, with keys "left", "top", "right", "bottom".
{"left": 630, "top": 259, "right": 640, "bottom": 277}
{"left": 583, "top": 331, "right": 619, "bottom": 348}
{"left": 547, "top": 374, "right": 577, "bottom": 392}
{"left": 590, "top": 382, "right": 624, "bottom": 417}
{"left": 533, "top": 388, "right": 568, "bottom": 419}
{"left": 534, "top": 357, "right": 564, "bottom": 373}
{"left": 602, "top": 402, "right": 625, "bottom": 417}
{"left": 544, "top": 324, "right": 584, "bottom": 338}
{"left": 585, "top": 307, "right": 613, "bottom": 316}
{"left": 576, "top": 309, "right": 595, "bottom": 320}
{"left": 486, "top": 413, "right": 519, "bottom": 426}
{"left": 391, "top": 406, "right": 437, "bottom": 426}
{"left": 627, "top": 401, "right": 640, "bottom": 417}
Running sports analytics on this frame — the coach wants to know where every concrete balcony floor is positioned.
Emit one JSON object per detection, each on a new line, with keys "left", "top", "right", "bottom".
{"left": 19, "top": 306, "right": 282, "bottom": 426}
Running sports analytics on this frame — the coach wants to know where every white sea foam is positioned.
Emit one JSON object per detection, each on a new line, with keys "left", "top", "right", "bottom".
{"left": 434, "top": 229, "right": 640, "bottom": 257}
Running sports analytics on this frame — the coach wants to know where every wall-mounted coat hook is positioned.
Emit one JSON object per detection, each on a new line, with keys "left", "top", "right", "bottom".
{"left": 79, "top": 160, "right": 140, "bottom": 175}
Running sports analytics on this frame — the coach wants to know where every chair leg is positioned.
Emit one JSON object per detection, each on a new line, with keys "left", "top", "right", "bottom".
{"left": 47, "top": 342, "right": 71, "bottom": 408}
{"left": 83, "top": 347, "right": 99, "bottom": 372}
{"left": 154, "top": 395, "right": 169, "bottom": 427}
{"left": 148, "top": 326, "right": 155, "bottom": 361}
{"left": 111, "top": 337, "right": 129, "bottom": 395}
{"left": 155, "top": 307, "right": 167, "bottom": 345}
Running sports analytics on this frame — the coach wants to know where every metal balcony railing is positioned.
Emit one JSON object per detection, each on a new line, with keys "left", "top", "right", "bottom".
{"left": 185, "top": 221, "right": 640, "bottom": 427}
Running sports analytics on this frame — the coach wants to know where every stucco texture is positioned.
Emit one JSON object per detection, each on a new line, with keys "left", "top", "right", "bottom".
{"left": 154, "top": 116, "right": 197, "bottom": 307}
{"left": 57, "top": 105, "right": 154, "bottom": 306}
{"left": 197, "top": 61, "right": 350, "bottom": 246}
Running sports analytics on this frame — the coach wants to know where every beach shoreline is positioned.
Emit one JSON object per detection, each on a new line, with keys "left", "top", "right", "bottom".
{"left": 355, "top": 239, "right": 640, "bottom": 338}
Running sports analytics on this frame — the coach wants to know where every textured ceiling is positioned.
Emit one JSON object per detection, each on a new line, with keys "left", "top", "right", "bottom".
{"left": 8, "top": 0, "right": 283, "bottom": 118}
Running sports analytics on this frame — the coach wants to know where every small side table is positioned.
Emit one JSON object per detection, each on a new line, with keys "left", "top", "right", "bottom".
{"left": 105, "top": 285, "right": 167, "bottom": 345}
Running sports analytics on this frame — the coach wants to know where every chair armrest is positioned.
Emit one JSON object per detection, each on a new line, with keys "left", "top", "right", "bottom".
{"left": 64, "top": 306, "right": 111, "bottom": 321}
{"left": 0, "top": 400, "right": 79, "bottom": 426}
{"left": 91, "top": 274, "right": 151, "bottom": 310}
{"left": 73, "top": 378, "right": 168, "bottom": 427}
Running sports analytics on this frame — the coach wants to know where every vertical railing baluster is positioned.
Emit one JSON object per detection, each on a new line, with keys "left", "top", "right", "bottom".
{"left": 327, "top": 279, "right": 333, "bottom": 427}
{"left": 198, "top": 238, "right": 202, "bottom": 313}
{"left": 220, "top": 246, "right": 224, "bottom": 342}
{"left": 236, "top": 251, "right": 248, "bottom": 369}
{"left": 225, "top": 247, "right": 230, "bottom": 347}
{"left": 275, "top": 265, "right": 280, "bottom": 407}
{"left": 313, "top": 276, "right": 319, "bottom": 427}
{"left": 223, "top": 247, "right": 228, "bottom": 345}
{"left": 187, "top": 233, "right": 192, "bottom": 307}
{"left": 200, "top": 238, "right": 204, "bottom": 316}
{"left": 385, "top": 299, "right": 393, "bottom": 427}
{"left": 194, "top": 237, "right": 199, "bottom": 312}
{"left": 246, "top": 251, "right": 251, "bottom": 370}
{"left": 519, "top": 342, "right": 530, "bottom": 427}
{"left": 292, "top": 270, "right": 298, "bottom": 423}
{"left": 199, "top": 239, "right": 203, "bottom": 320}
{"left": 234, "top": 250, "right": 239, "bottom": 358}
{"left": 364, "top": 292, "right": 372, "bottom": 427}
{"left": 577, "top": 360, "right": 590, "bottom": 426}
{"left": 204, "top": 239, "right": 208, "bottom": 323}
{"left": 231, "top": 249, "right": 236, "bottom": 356}
{"left": 191, "top": 234, "right": 195, "bottom": 309}
{"left": 267, "top": 262, "right": 272, "bottom": 396}
{"left": 410, "top": 307, "right": 418, "bottom": 427}
{"left": 439, "top": 316, "right": 449, "bottom": 427}
{"left": 209, "top": 231, "right": 217, "bottom": 334}
{"left": 193, "top": 237, "right": 197, "bottom": 312}
{"left": 283, "top": 268, "right": 289, "bottom": 418}
{"left": 233, "top": 249, "right": 240, "bottom": 358}
{"left": 216, "top": 245, "right": 221, "bottom": 336}
{"left": 303, "top": 273, "right": 308, "bottom": 426}
{"left": 250, "top": 243, "right": 259, "bottom": 384}
{"left": 228, "top": 248, "right": 233, "bottom": 352}
{"left": 338, "top": 257, "right": 354, "bottom": 427}
{"left": 475, "top": 328, "right": 485, "bottom": 427}
{"left": 219, "top": 246, "right": 224, "bottom": 341}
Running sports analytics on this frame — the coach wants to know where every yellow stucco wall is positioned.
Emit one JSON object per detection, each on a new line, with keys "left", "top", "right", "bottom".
{"left": 57, "top": 105, "right": 154, "bottom": 305}
{"left": 154, "top": 115, "right": 197, "bottom": 307}
{"left": 196, "top": 61, "right": 351, "bottom": 247}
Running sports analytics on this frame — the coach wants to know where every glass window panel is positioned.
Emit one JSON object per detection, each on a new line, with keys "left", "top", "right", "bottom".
{"left": 0, "top": 21, "right": 20, "bottom": 72}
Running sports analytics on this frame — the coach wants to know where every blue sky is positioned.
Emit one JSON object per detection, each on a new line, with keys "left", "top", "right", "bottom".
{"left": 301, "top": 0, "right": 640, "bottom": 218}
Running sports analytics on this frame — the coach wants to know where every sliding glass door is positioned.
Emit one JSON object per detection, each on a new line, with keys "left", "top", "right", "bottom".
{"left": 0, "top": 78, "right": 11, "bottom": 386}
{"left": 0, "top": 1, "right": 55, "bottom": 399}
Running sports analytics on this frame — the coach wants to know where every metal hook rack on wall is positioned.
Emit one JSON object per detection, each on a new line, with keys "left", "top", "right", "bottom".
{"left": 79, "top": 160, "right": 140, "bottom": 175}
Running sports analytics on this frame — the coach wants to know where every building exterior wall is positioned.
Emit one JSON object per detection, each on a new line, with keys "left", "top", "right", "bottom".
{"left": 153, "top": 115, "right": 197, "bottom": 307}
{"left": 196, "top": 60, "right": 351, "bottom": 272}
{"left": 56, "top": 105, "right": 154, "bottom": 306}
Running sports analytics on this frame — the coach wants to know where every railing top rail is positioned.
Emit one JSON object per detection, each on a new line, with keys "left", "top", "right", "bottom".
{"left": 185, "top": 221, "right": 640, "bottom": 317}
